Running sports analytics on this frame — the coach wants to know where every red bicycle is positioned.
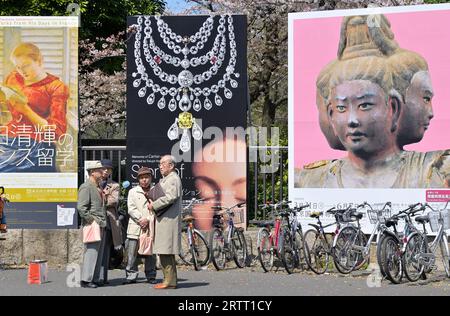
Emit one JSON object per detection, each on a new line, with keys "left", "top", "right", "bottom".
{"left": 255, "top": 200, "right": 306, "bottom": 273}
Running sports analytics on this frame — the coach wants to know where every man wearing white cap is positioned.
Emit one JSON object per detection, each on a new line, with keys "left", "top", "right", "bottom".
{"left": 78, "top": 160, "right": 107, "bottom": 289}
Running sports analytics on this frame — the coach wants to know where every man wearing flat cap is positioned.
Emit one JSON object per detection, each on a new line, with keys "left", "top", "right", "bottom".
{"left": 78, "top": 160, "right": 107, "bottom": 289}
{"left": 148, "top": 155, "right": 183, "bottom": 290}
{"left": 123, "top": 166, "right": 157, "bottom": 284}
{"left": 98, "top": 159, "right": 122, "bottom": 285}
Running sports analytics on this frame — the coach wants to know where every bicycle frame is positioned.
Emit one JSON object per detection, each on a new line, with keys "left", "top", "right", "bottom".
{"left": 411, "top": 215, "right": 448, "bottom": 269}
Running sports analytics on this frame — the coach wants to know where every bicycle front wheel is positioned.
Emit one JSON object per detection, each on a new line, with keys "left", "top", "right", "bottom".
{"left": 382, "top": 235, "right": 403, "bottom": 284}
{"left": 333, "top": 226, "right": 360, "bottom": 274}
{"left": 210, "top": 228, "right": 226, "bottom": 271}
{"left": 295, "top": 228, "right": 308, "bottom": 271}
{"left": 440, "top": 233, "right": 450, "bottom": 278}
{"left": 257, "top": 228, "right": 274, "bottom": 272}
{"left": 304, "top": 229, "right": 329, "bottom": 275}
{"left": 281, "top": 229, "right": 297, "bottom": 274}
{"left": 232, "top": 229, "right": 247, "bottom": 268}
{"left": 403, "top": 233, "right": 426, "bottom": 282}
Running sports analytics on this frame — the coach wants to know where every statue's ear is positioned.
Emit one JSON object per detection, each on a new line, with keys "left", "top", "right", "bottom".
{"left": 389, "top": 89, "right": 402, "bottom": 133}
{"left": 327, "top": 101, "right": 333, "bottom": 120}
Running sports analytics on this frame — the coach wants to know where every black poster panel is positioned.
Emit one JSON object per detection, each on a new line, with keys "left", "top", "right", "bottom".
{"left": 127, "top": 15, "right": 248, "bottom": 230}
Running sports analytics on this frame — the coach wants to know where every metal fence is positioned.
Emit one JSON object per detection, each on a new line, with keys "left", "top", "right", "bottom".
{"left": 249, "top": 146, "right": 289, "bottom": 221}
{"left": 80, "top": 144, "right": 289, "bottom": 222}
{"left": 81, "top": 145, "right": 127, "bottom": 185}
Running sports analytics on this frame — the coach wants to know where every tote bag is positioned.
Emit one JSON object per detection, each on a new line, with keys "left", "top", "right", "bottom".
{"left": 82, "top": 220, "right": 101, "bottom": 244}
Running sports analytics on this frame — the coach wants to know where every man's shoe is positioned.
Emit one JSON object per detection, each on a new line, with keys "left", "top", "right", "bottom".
{"left": 95, "top": 281, "right": 105, "bottom": 287}
{"left": 153, "top": 283, "right": 176, "bottom": 289}
{"left": 147, "top": 278, "right": 158, "bottom": 284}
{"left": 122, "top": 279, "right": 137, "bottom": 285}
{"left": 81, "top": 281, "right": 98, "bottom": 289}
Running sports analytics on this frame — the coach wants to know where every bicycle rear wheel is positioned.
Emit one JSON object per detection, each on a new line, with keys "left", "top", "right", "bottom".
{"left": 232, "top": 229, "right": 247, "bottom": 268}
{"left": 304, "top": 229, "right": 329, "bottom": 275}
{"left": 382, "top": 235, "right": 403, "bottom": 284}
{"left": 210, "top": 228, "right": 226, "bottom": 271}
{"left": 281, "top": 229, "right": 297, "bottom": 274}
{"left": 440, "top": 233, "right": 450, "bottom": 278}
{"left": 403, "top": 233, "right": 426, "bottom": 282}
{"left": 191, "top": 229, "right": 210, "bottom": 270}
{"left": 257, "top": 228, "right": 274, "bottom": 272}
{"left": 179, "top": 228, "right": 194, "bottom": 265}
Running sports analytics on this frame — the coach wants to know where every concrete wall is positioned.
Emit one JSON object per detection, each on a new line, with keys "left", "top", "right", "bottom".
{"left": 0, "top": 229, "right": 84, "bottom": 268}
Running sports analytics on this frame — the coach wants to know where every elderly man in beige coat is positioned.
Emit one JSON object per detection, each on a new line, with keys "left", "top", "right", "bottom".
{"left": 123, "top": 167, "right": 157, "bottom": 284}
{"left": 148, "top": 155, "right": 182, "bottom": 290}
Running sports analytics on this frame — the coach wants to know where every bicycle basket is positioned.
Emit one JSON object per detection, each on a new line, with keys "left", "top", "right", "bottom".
{"left": 367, "top": 207, "right": 391, "bottom": 225}
{"left": 336, "top": 210, "right": 356, "bottom": 223}
{"left": 429, "top": 209, "right": 450, "bottom": 232}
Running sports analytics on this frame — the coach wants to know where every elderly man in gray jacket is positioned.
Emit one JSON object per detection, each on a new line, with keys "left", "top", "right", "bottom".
{"left": 77, "top": 160, "right": 107, "bottom": 289}
{"left": 148, "top": 155, "right": 183, "bottom": 290}
{"left": 123, "top": 167, "right": 157, "bottom": 284}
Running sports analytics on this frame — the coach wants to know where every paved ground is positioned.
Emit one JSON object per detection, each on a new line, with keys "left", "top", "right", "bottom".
{"left": 1, "top": 264, "right": 449, "bottom": 296}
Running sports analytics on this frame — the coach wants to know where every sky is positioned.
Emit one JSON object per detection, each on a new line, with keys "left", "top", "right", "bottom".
{"left": 165, "top": 0, "right": 194, "bottom": 13}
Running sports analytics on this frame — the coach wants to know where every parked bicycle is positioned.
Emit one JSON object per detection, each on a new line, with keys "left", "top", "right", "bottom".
{"left": 378, "top": 203, "right": 424, "bottom": 284}
{"left": 304, "top": 205, "right": 364, "bottom": 275}
{"left": 209, "top": 202, "right": 247, "bottom": 271}
{"left": 403, "top": 202, "right": 450, "bottom": 282}
{"left": 255, "top": 201, "right": 309, "bottom": 274}
{"left": 179, "top": 198, "right": 210, "bottom": 271}
{"left": 333, "top": 202, "right": 392, "bottom": 274}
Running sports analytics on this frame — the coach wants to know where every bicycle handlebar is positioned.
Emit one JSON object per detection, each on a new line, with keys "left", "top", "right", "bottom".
{"left": 213, "top": 202, "right": 246, "bottom": 215}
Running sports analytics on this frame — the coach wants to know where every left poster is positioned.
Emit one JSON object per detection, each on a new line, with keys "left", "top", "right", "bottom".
{"left": 0, "top": 17, "right": 79, "bottom": 229}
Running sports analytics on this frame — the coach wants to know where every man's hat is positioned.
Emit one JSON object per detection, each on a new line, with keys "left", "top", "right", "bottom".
{"left": 86, "top": 160, "right": 104, "bottom": 171}
{"left": 100, "top": 159, "right": 113, "bottom": 169}
{"left": 137, "top": 167, "right": 152, "bottom": 178}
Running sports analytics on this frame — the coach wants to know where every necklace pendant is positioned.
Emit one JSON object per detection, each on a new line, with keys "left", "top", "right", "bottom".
{"left": 169, "top": 98, "right": 177, "bottom": 112}
{"left": 215, "top": 94, "right": 223, "bottom": 106}
{"left": 133, "top": 78, "right": 141, "bottom": 88}
{"left": 192, "top": 119, "right": 203, "bottom": 141}
{"left": 193, "top": 98, "right": 202, "bottom": 112}
{"left": 204, "top": 97, "right": 212, "bottom": 110}
{"left": 167, "top": 119, "right": 179, "bottom": 141}
{"left": 179, "top": 92, "right": 192, "bottom": 112}
{"left": 147, "top": 93, "right": 155, "bottom": 105}
{"left": 180, "top": 129, "right": 191, "bottom": 153}
{"left": 138, "top": 87, "right": 147, "bottom": 98}
{"left": 224, "top": 88, "right": 233, "bottom": 99}
{"left": 230, "top": 79, "right": 238, "bottom": 88}
{"left": 157, "top": 97, "right": 166, "bottom": 109}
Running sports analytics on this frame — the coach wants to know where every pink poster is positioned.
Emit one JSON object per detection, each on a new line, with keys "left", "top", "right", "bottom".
{"left": 288, "top": 5, "right": 450, "bottom": 231}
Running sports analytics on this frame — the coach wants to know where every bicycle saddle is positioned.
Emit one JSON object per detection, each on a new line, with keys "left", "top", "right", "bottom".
{"left": 310, "top": 212, "right": 323, "bottom": 219}
{"left": 385, "top": 218, "right": 399, "bottom": 228}
{"left": 415, "top": 215, "right": 429, "bottom": 224}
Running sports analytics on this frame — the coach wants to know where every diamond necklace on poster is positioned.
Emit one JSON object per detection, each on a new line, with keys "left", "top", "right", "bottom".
{"left": 132, "top": 14, "right": 240, "bottom": 152}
